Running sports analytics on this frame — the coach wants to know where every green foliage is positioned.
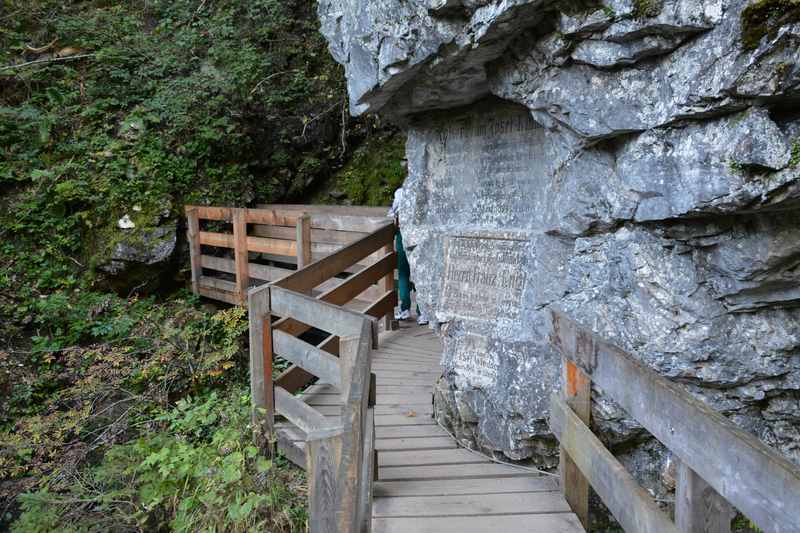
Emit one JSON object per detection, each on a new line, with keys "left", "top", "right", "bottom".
{"left": 790, "top": 139, "right": 800, "bottom": 168}
{"left": 328, "top": 132, "right": 406, "bottom": 206}
{"left": 12, "top": 390, "right": 306, "bottom": 532}
{"left": 741, "top": 0, "right": 800, "bottom": 49}
{"left": 633, "top": 0, "right": 661, "bottom": 18}
{"left": 0, "top": 0, "right": 348, "bottom": 293}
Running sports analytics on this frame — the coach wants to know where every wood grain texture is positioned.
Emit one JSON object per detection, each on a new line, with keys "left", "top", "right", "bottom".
{"left": 248, "top": 289, "right": 273, "bottom": 449}
{"left": 550, "top": 394, "right": 679, "bottom": 533}
{"left": 371, "top": 514, "right": 584, "bottom": 533}
{"left": 275, "top": 386, "right": 332, "bottom": 434}
{"left": 675, "top": 460, "right": 735, "bottom": 533}
{"left": 307, "top": 429, "right": 343, "bottom": 533}
{"left": 272, "top": 329, "right": 342, "bottom": 388}
{"left": 561, "top": 358, "right": 591, "bottom": 529}
{"left": 232, "top": 208, "right": 249, "bottom": 304}
{"left": 274, "top": 223, "right": 394, "bottom": 293}
{"left": 296, "top": 213, "right": 312, "bottom": 270}
{"left": 550, "top": 309, "right": 800, "bottom": 533}
{"left": 271, "top": 286, "right": 368, "bottom": 337}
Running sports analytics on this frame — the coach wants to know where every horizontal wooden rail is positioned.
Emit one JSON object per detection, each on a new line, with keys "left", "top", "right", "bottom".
{"left": 271, "top": 286, "right": 377, "bottom": 338}
{"left": 274, "top": 223, "right": 395, "bottom": 293}
{"left": 549, "top": 309, "right": 800, "bottom": 533}
{"left": 186, "top": 205, "right": 393, "bottom": 307}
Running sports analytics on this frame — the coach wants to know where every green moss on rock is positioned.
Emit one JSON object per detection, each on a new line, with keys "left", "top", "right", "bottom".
{"left": 328, "top": 133, "right": 406, "bottom": 206}
{"left": 633, "top": 0, "right": 661, "bottom": 18}
{"left": 741, "top": 0, "right": 800, "bottom": 49}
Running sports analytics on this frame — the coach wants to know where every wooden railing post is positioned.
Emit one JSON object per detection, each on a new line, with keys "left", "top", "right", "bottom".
{"left": 307, "top": 426, "right": 343, "bottom": 533}
{"left": 337, "top": 321, "right": 373, "bottom": 533}
{"left": 248, "top": 286, "right": 274, "bottom": 452}
{"left": 233, "top": 208, "right": 249, "bottom": 305}
{"left": 186, "top": 207, "right": 202, "bottom": 296}
{"left": 675, "top": 460, "right": 735, "bottom": 533}
{"left": 561, "top": 357, "right": 591, "bottom": 530}
{"left": 296, "top": 213, "right": 312, "bottom": 271}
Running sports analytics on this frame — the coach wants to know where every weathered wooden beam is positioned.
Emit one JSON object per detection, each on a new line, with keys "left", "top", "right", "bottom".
{"left": 360, "top": 407, "right": 376, "bottom": 533}
{"left": 306, "top": 426, "right": 344, "bottom": 533}
{"left": 199, "top": 275, "right": 236, "bottom": 292}
{"left": 185, "top": 205, "right": 233, "bottom": 221}
{"left": 271, "top": 287, "right": 368, "bottom": 338}
{"left": 233, "top": 208, "right": 249, "bottom": 304}
{"left": 201, "top": 255, "right": 294, "bottom": 284}
{"left": 245, "top": 208, "right": 298, "bottom": 226}
{"left": 337, "top": 321, "right": 374, "bottom": 533}
{"left": 363, "top": 290, "right": 398, "bottom": 321}
{"left": 675, "top": 460, "right": 735, "bottom": 533}
{"left": 197, "top": 285, "right": 239, "bottom": 305}
{"left": 276, "top": 334, "right": 340, "bottom": 395}
{"left": 272, "top": 329, "right": 342, "bottom": 388}
{"left": 274, "top": 223, "right": 394, "bottom": 294}
{"left": 251, "top": 223, "right": 366, "bottom": 245}
{"left": 296, "top": 213, "right": 312, "bottom": 271}
{"left": 199, "top": 230, "right": 234, "bottom": 248}
{"left": 319, "top": 252, "right": 395, "bottom": 307}
{"left": 246, "top": 235, "right": 296, "bottom": 256}
{"left": 274, "top": 386, "right": 332, "bottom": 434}
{"left": 186, "top": 207, "right": 202, "bottom": 295}
{"left": 550, "top": 309, "right": 800, "bottom": 533}
{"left": 550, "top": 394, "right": 679, "bottom": 533}
{"left": 248, "top": 286, "right": 274, "bottom": 451}
{"left": 560, "top": 357, "right": 591, "bottom": 530}
{"left": 256, "top": 203, "right": 389, "bottom": 218}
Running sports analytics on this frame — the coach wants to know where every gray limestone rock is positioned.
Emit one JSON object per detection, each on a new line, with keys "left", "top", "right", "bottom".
{"left": 101, "top": 224, "right": 177, "bottom": 276}
{"left": 317, "top": 0, "right": 800, "bottom": 498}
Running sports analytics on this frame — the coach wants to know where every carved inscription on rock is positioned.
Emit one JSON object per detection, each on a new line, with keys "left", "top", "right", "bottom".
{"left": 451, "top": 334, "right": 498, "bottom": 388}
{"left": 440, "top": 236, "right": 528, "bottom": 322}
{"left": 423, "top": 102, "right": 546, "bottom": 227}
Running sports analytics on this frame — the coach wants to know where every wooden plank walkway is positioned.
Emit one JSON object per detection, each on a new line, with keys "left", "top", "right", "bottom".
{"left": 281, "top": 322, "right": 584, "bottom": 533}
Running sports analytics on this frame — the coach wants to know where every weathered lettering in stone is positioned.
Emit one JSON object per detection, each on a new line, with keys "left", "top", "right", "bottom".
{"left": 450, "top": 333, "right": 497, "bottom": 389}
{"left": 440, "top": 236, "right": 527, "bottom": 322}
{"left": 424, "top": 104, "right": 548, "bottom": 228}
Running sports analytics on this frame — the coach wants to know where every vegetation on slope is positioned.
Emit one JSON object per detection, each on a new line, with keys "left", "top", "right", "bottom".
{"left": 0, "top": 0, "right": 402, "bottom": 529}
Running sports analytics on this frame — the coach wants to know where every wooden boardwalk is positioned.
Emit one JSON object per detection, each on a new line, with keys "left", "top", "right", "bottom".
{"left": 285, "top": 322, "right": 584, "bottom": 533}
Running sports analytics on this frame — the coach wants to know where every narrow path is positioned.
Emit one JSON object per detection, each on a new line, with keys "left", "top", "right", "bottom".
{"left": 368, "top": 323, "right": 584, "bottom": 533}
{"left": 294, "top": 322, "right": 584, "bottom": 532}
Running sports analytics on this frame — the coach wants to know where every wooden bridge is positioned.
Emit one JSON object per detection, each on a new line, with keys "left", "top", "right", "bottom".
{"left": 186, "top": 205, "right": 800, "bottom": 533}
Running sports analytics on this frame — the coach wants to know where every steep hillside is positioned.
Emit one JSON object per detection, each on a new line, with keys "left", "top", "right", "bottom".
{"left": 0, "top": 1, "right": 401, "bottom": 529}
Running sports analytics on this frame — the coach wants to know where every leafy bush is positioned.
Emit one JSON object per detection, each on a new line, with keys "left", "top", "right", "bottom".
{"left": 0, "top": 0, "right": 349, "bottom": 293}
{"left": 13, "top": 390, "right": 306, "bottom": 532}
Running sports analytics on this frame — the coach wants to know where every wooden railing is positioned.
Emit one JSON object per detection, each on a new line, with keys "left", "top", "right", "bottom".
{"left": 549, "top": 310, "right": 800, "bottom": 533}
{"left": 184, "top": 205, "right": 391, "bottom": 305}
{"left": 248, "top": 221, "right": 397, "bottom": 533}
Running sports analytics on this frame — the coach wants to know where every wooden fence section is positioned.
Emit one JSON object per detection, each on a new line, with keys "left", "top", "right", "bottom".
{"left": 549, "top": 310, "right": 800, "bottom": 533}
{"left": 185, "top": 205, "right": 392, "bottom": 306}
{"left": 248, "top": 220, "right": 397, "bottom": 533}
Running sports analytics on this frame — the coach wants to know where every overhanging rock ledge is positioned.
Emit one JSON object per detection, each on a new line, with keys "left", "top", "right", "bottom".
{"left": 317, "top": 0, "right": 800, "bottom": 499}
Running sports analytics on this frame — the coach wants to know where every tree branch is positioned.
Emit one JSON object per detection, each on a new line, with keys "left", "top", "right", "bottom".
{"left": 0, "top": 53, "right": 96, "bottom": 73}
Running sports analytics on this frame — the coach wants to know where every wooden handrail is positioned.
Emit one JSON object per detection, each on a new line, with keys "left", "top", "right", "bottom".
{"left": 549, "top": 309, "right": 800, "bottom": 533}
{"left": 185, "top": 205, "right": 392, "bottom": 306}
{"left": 245, "top": 220, "right": 396, "bottom": 533}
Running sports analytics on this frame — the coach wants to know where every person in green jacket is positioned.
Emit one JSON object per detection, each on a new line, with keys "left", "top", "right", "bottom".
{"left": 389, "top": 188, "right": 428, "bottom": 325}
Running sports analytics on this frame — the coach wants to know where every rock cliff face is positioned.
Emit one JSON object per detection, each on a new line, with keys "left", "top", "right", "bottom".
{"left": 318, "top": 0, "right": 800, "bottom": 494}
